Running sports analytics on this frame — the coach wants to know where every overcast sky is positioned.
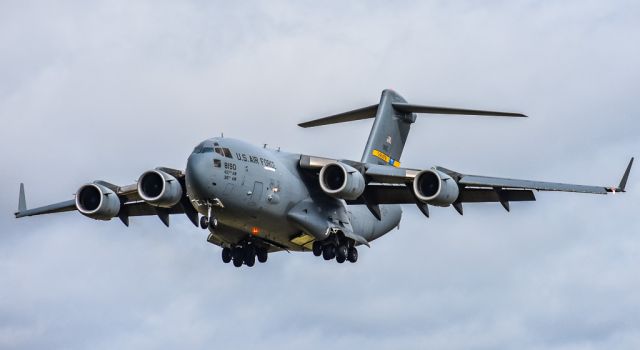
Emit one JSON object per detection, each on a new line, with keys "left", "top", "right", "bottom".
{"left": 1, "top": 1, "right": 639, "bottom": 349}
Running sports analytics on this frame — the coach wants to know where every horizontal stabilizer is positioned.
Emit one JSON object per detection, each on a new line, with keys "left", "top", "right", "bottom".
{"left": 391, "top": 103, "right": 527, "bottom": 118}
{"left": 298, "top": 104, "right": 378, "bottom": 128}
{"left": 298, "top": 100, "right": 526, "bottom": 128}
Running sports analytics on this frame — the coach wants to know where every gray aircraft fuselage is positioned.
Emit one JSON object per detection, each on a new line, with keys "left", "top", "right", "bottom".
{"left": 186, "top": 137, "right": 401, "bottom": 251}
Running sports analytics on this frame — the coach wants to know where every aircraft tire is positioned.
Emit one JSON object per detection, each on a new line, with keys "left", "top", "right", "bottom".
{"left": 347, "top": 247, "right": 358, "bottom": 263}
{"left": 222, "top": 247, "right": 232, "bottom": 263}
{"left": 312, "top": 242, "right": 323, "bottom": 257}
{"left": 244, "top": 254, "right": 255, "bottom": 267}
{"left": 208, "top": 216, "right": 218, "bottom": 230}
{"left": 322, "top": 245, "right": 335, "bottom": 260}
{"left": 257, "top": 249, "right": 268, "bottom": 263}
{"left": 232, "top": 256, "right": 243, "bottom": 267}
{"left": 199, "top": 216, "right": 209, "bottom": 229}
{"left": 336, "top": 245, "right": 348, "bottom": 263}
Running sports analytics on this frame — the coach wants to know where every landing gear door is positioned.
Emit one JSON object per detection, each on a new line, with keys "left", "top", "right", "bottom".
{"left": 249, "top": 181, "right": 263, "bottom": 206}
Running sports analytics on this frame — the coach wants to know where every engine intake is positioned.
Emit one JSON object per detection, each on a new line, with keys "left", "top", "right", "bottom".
{"left": 319, "top": 162, "right": 365, "bottom": 200}
{"left": 413, "top": 169, "right": 460, "bottom": 207}
{"left": 138, "top": 169, "right": 183, "bottom": 207}
{"left": 75, "top": 183, "right": 121, "bottom": 220}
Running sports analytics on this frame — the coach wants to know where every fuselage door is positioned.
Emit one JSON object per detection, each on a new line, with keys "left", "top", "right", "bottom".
{"left": 249, "top": 181, "right": 263, "bottom": 206}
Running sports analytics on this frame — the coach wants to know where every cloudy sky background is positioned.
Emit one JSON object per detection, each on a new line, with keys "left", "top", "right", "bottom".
{"left": 1, "top": 1, "right": 639, "bottom": 349}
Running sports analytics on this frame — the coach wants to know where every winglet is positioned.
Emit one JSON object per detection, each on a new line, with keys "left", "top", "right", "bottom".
{"left": 17, "top": 183, "right": 26, "bottom": 214}
{"left": 618, "top": 157, "right": 634, "bottom": 192}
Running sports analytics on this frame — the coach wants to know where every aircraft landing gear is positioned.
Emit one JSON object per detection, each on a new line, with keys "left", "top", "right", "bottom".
{"left": 221, "top": 247, "right": 232, "bottom": 263}
{"left": 200, "top": 203, "right": 218, "bottom": 230}
{"left": 223, "top": 241, "right": 268, "bottom": 267}
{"left": 347, "top": 247, "right": 358, "bottom": 263}
{"left": 315, "top": 235, "right": 358, "bottom": 264}
{"left": 312, "top": 241, "right": 323, "bottom": 257}
{"left": 257, "top": 248, "right": 268, "bottom": 263}
{"left": 336, "top": 244, "right": 348, "bottom": 263}
{"left": 200, "top": 215, "right": 218, "bottom": 230}
{"left": 322, "top": 244, "right": 336, "bottom": 260}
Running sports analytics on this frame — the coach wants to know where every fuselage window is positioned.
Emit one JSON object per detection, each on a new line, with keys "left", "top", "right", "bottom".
{"left": 213, "top": 159, "right": 221, "bottom": 168}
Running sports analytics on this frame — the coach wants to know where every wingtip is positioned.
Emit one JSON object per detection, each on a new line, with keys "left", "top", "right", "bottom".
{"left": 18, "top": 183, "right": 26, "bottom": 213}
{"left": 618, "top": 157, "right": 634, "bottom": 191}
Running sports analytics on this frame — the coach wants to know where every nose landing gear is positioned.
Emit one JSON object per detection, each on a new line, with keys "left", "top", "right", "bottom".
{"left": 199, "top": 204, "right": 218, "bottom": 230}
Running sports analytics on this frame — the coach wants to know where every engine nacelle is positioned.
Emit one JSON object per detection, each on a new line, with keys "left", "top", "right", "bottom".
{"left": 319, "top": 162, "right": 366, "bottom": 200}
{"left": 75, "top": 183, "right": 121, "bottom": 220}
{"left": 413, "top": 169, "right": 460, "bottom": 207}
{"left": 138, "top": 169, "right": 183, "bottom": 207}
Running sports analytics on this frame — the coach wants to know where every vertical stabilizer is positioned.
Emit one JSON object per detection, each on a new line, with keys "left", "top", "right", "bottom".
{"left": 361, "top": 90, "right": 415, "bottom": 166}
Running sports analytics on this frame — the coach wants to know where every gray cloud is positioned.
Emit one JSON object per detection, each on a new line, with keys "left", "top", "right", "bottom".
{"left": 1, "top": 1, "right": 639, "bottom": 349}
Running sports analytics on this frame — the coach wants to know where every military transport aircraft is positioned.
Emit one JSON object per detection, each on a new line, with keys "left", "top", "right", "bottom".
{"left": 15, "top": 90, "right": 633, "bottom": 267}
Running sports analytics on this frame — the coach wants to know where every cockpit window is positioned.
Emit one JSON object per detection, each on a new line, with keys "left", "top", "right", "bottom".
{"left": 193, "top": 145, "right": 215, "bottom": 154}
{"left": 213, "top": 159, "right": 221, "bottom": 168}
{"left": 214, "top": 147, "right": 224, "bottom": 156}
{"left": 222, "top": 148, "right": 232, "bottom": 158}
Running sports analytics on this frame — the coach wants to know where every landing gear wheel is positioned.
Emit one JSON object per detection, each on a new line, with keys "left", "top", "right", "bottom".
{"left": 199, "top": 216, "right": 209, "bottom": 229}
{"left": 312, "top": 242, "right": 323, "bottom": 257}
{"left": 322, "top": 245, "right": 336, "bottom": 260}
{"left": 336, "top": 245, "right": 348, "bottom": 263}
{"left": 232, "top": 256, "right": 243, "bottom": 267}
{"left": 221, "top": 247, "right": 232, "bottom": 263}
{"left": 232, "top": 248, "right": 243, "bottom": 263}
{"left": 347, "top": 247, "right": 358, "bottom": 263}
{"left": 257, "top": 248, "right": 268, "bottom": 263}
{"left": 208, "top": 216, "right": 218, "bottom": 230}
{"left": 243, "top": 246, "right": 256, "bottom": 267}
{"left": 244, "top": 253, "right": 255, "bottom": 267}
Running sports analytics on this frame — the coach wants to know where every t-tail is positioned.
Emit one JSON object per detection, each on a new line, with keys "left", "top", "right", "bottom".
{"left": 299, "top": 89, "right": 527, "bottom": 166}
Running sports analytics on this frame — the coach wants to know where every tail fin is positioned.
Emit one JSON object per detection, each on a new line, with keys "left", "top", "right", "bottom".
{"left": 298, "top": 89, "right": 527, "bottom": 166}
{"left": 361, "top": 90, "right": 413, "bottom": 166}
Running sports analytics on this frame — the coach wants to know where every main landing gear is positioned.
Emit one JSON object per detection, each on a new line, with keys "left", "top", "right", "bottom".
{"left": 221, "top": 241, "right": 269, "bottom": 268}
{"left": 312, "top": 235, "right": 358, "bottom": 264}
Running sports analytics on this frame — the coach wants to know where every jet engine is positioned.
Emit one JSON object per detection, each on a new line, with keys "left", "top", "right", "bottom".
{"left": 137, "top": 169, "right": 183, "bottom": 207}
{"left": 412, "top": 169, "right": 460, "bottom": 207}
{"left": 75, "top": 183, "right": 121, "bottom": 220}
{"left": 319, "top": 162, "right": 365, "bottom": 200}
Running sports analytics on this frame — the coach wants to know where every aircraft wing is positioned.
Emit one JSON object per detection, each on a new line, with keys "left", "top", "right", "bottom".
{"left": 300, "top": 155, "right": 633, "bottom": 214}
{"left": 14, "top": 167, "right": 199, "bottom": 227}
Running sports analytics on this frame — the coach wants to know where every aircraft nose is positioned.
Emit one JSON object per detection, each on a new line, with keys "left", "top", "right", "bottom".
{"left": 186, "top": 153, "right": 215, "bottom": 200}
